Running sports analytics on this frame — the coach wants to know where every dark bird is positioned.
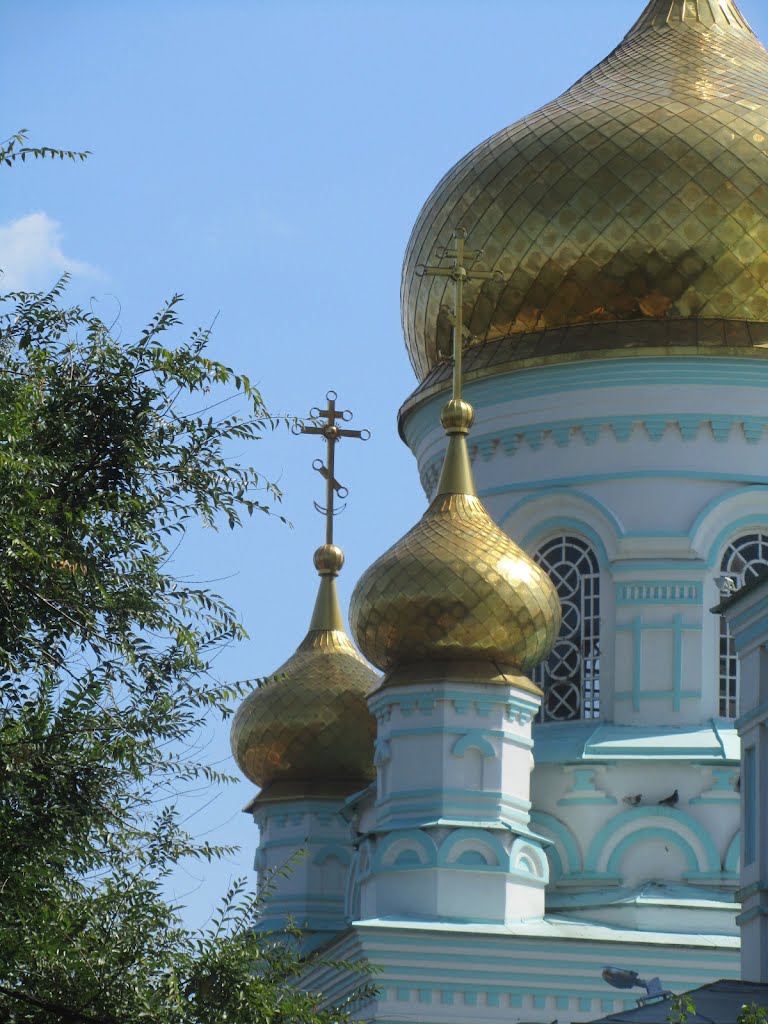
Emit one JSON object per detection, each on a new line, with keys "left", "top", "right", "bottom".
{"left": 658, "top": 789, "right": 679, "bottom": 808}
{"left": 735, "top": 775, "right": 741, "bottom": 793}
{"left": 623, "top": 794, "right": 642, "bottom": 806}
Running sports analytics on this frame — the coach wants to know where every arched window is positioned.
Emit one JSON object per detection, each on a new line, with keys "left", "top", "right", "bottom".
{"left": 533, "top": 536, "right": 600, "bottom": 722}
{"left": 719, "top": 532, "right": 768, "bottom": 718}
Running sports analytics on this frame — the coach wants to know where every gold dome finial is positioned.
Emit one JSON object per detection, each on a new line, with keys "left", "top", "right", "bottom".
{"left": 231, "top": 393, "right": 376, "bottom": 799}
{"left": 625, "top": 0, "right": 754, "bottom": 39}
{"left": 351, "top": 232, "right": 561, "bottom": 687}
{"left": 416, "top": 227, "right": 502, "bottom": 497}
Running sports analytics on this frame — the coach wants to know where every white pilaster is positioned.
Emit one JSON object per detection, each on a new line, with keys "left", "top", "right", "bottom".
{"left": 719, "top": 579, "right": 768, "bottom": 982}
{"left": 360, "top": 681, "right": 548, "bottom": 925}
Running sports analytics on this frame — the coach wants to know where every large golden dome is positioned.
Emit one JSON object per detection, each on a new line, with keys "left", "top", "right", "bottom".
{"left": 402, "top": 0, "right": 768, "bottom": 382}
{"left": 231, "top": 545, "right": 377, "bottom": 799}
{"left": 350, "top": 402, "right": 561, "bottom": 686}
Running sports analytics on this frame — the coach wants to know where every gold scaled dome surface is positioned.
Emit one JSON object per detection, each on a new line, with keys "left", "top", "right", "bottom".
{"left": 230, "top": 548, "right": 377, "bottom": 798}
{"left": 350, "top": 407, "right": 561, "bottom": 683}
{"left": 402, "top": 0, "right": 768, "bottom": 381}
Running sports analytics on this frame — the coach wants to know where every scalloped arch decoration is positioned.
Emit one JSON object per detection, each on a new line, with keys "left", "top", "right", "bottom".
{"left": 510, "top": 837, "right": 549, "bottom": 881}
{"left": 502, "top": 489, "right": 621, "bottom": 563}
{"left": 375, "top": 829, "right": 437, "bottom": 870}
{"left": 437, "top": 828, "right": 508, "bottom": 869}
{"left": 529, "top": 811, "right": 582, "bottom": 881}
{"left": 585, "top": 807, "right": 721, "bottom": 876}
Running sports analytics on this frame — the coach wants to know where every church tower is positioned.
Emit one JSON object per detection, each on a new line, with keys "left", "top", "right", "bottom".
{"left": 350, "top": 230, "right": 561, "bottom": 926}
{"left": 230, "top": 394, "right": 377, "bottom": 949}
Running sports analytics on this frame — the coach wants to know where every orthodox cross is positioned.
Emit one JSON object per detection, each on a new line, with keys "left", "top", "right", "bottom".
{"left": 417, "top": 227, "right": 500, "bottom": 402}
{"left": 294, "top": 391, "right": 370, "bottom": 545}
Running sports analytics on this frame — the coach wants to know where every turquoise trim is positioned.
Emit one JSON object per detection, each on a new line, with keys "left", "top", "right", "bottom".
{"left": 349, "top": 929, "right": 739, "bottom": 962}
{"left": 370, "top": 688, "right": 539, "bottom": 720}
{"left": 708, "top": 516, "right": 768, "bottom": 569}
{"left": 502, "top": 487, "right": 623, "bottom": 534}
{"left": 690, "top": 485, "right": 768, "bottom": 542}
{"left": 382, "top": 724, "right": 530, "bottom": 752}
{"left": 736, "top": 905, "right": 768, "bottom": 925}
{"left": 437, "top": 829, "right": 510, "bottom": 869}
{"left": 474, "top": 470, "right": 768, "bottom": 499}
{"left": 529, "top": 811, "right": 582, "bottom": 875}
{"left": 378, "top": 788, "right": 530, "bottom": 812}
{"left": 312, "top": 844, "right": 351, "bottom": 867}
{"left": 616, "top": 581, "right": 703, "bottom": 605}
{"left": 736, "top": 699, "right": 768, "bottom": 731}
{"left": 404, "top": 357, "right": 768, "bottom": 446}
{"left": 614, "top": 690, "right": 700, "bottom": 702}
{"left": 375, "top": 830, "right": 436, "bottom": 870}
{"left": 607, "top": 828, "right": 698, "bottom": 874}
{"left": 261, "top": 894, "right": 342, "bottom": 906}
{"left": 521, "top": 518, "right": 609, "bottom": 564}
{"left": 615, "top": 616, "right": 701, "bottom": 709}
{"left": 724, "top": 832, "right": 740, "bottom": 875}
{"left": 376, "top": 806, "right": 531, "bottom": 831}
{"left": 585, "top": 807, "right": 721, "bottom": 874}
{"left": 459, "top": 413, "right": 768, "bottom": 460}
{"left": 452, "top": 731, "right": 497, "bottom": 758}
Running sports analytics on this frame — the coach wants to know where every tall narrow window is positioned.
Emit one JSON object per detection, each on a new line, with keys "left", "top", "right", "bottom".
{"left": 719, "top": 532, "right": 768, "bottom": 718}
{"left": 533, "top": 535, "right": 600, "bottom": 722}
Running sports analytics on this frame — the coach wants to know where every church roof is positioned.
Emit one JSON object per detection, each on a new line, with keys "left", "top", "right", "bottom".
{"left": 230, "top": 544, "right": 377, "bottom": 800}
{"left": 589, "top": 979, "right": 768, "bottom": 1023}
{"left": 401, "top": 0, "right": 768, "bottom": 383}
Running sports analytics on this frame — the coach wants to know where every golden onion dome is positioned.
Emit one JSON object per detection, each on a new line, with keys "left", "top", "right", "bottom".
{"left": 350, "top": 400, "right": 561, "bottom": 688}
{"left": 230, "top": 544, "right": 377, "bottom": 799}
{"left": 402, "top": 0, "right": 768, "bottom": 383}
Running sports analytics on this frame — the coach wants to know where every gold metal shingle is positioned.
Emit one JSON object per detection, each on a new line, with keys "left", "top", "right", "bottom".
{"left": 402, "top": 0, "right": 768, "bottom": 381}
{"left": 230, "top": 626, "right": 377, "bottom": 793}
{"left": 350, "top": 491, "right": 561, "bottom": 681}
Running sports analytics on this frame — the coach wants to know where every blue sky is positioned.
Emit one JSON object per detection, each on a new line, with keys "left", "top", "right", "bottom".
{"left": 4, "top": 0, "right": 767, "bottom": 929}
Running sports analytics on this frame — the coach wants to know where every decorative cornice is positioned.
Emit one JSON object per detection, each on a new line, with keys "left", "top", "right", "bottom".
{"left": 419, "top": 413, "right": 768, "bottom": 496}
{"left": 617, "top": 581, "right": 703, "bottom": 604}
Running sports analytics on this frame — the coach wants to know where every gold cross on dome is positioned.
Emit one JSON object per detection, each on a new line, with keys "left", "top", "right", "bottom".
{"left": 294, "top": 391, "right": 370, "bottom": 545}
{"left": 417, "top": 227, "right": 501, "bottom": 402}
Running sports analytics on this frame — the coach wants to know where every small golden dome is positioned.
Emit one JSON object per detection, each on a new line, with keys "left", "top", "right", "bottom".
{"left": 231, "top": 552, "right": 377, "bottom": 797}
{"left": 402, "top": 0, "right": 768, "bottom": 381}
{"left": 350, "top": 402, "right": 560, "bottom": 685}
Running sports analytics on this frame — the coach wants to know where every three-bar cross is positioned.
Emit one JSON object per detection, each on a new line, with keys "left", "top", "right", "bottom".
{"left": 417, "top": 227, "right": 500, "bottom": 402}
{"left": 295, "top": 391, "right": 370, "bottom": 545}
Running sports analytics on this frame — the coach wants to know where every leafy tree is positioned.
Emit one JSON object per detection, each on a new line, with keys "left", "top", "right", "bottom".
{"left": 0, "top": 135, "right": 371, "bottom": 1023}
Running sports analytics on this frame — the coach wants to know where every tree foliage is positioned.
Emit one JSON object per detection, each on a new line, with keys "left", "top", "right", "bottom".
{"left": 0, "top": 137, "right": 370, "bottom": 1022}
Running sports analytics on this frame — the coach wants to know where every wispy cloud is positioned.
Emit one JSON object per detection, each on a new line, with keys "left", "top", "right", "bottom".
{"left": 0, "top": 212, "right": 102, "bottom": 291}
